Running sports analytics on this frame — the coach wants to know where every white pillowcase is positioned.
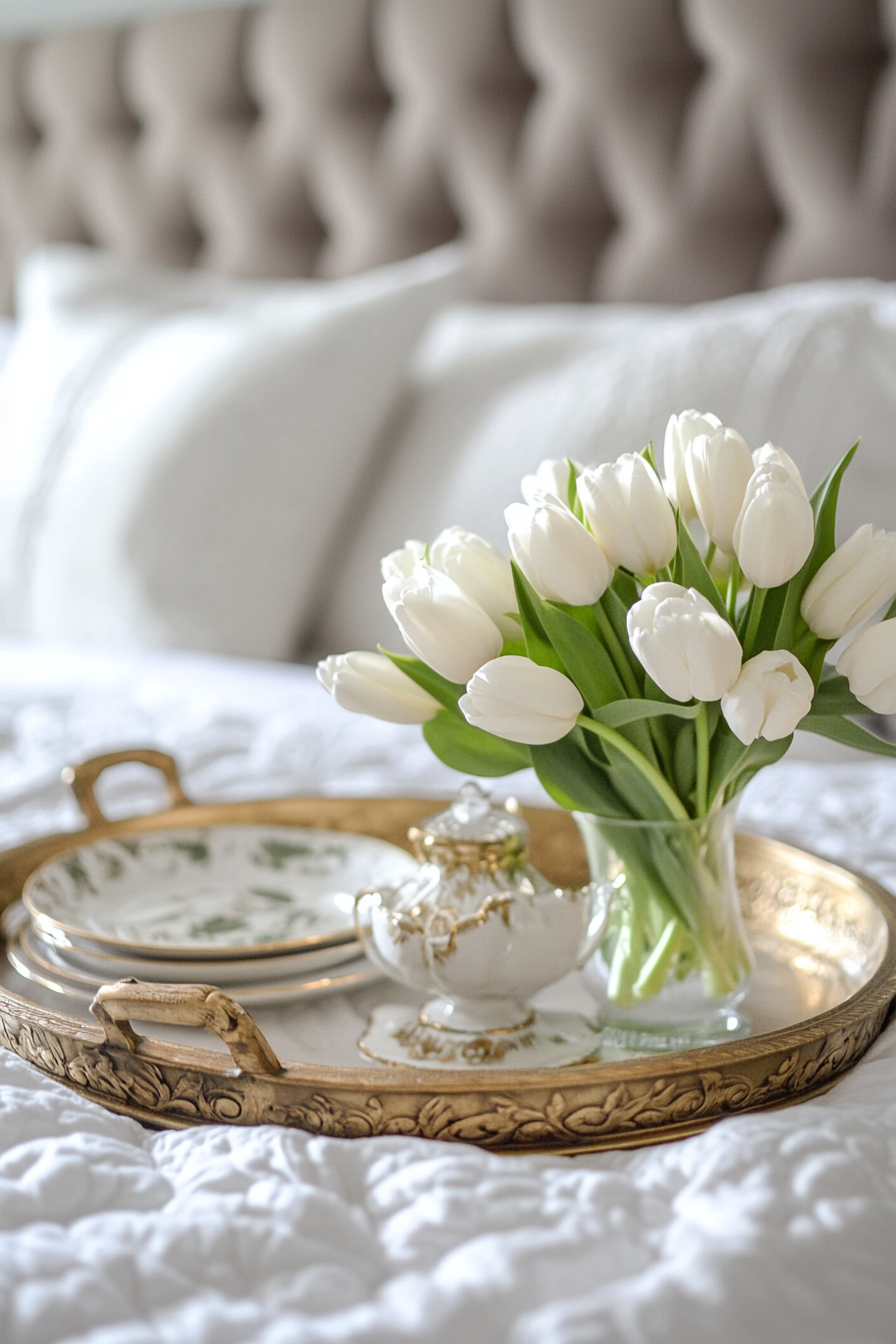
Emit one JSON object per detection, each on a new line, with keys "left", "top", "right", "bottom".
{"left": 314, "top": 281, "right": 896, "bottom": 656}
{"left": 0, "top": 243, "right": 466, "bottom": 659}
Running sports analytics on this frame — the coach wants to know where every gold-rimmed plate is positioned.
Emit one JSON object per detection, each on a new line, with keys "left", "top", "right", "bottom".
{"left": 23, "top": 823, "right": 416, "bottom": 961}
{"left": 5, "top": 902, "right": 382, "bottom": 1006}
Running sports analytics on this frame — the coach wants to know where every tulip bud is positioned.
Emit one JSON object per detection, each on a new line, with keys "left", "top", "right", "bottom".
{"left": 801, "top": 524, "right": 896, "bottom": 640}
{"left": 428, "top": 526, "right": 519, "bottom": 639}
{"left": 837, "top": 619, "right": 896, "bottom": 713}
{"left": 684, "top": 425, "right": 754, "bottom": 555}
{"left": 381, "top": 539, "right": 426, "bottom": 584}
{"left": 521, "top": 457, "right": 584, "bottom": 506}
{"left": 626, "top": 582, "right": 743, "bottom": 703}
{"left": 663, "top": 410, "right": 722, "bottom": 519}
{"left": 505, "top": 494, "right": 611, "bottom": 606}
{"left": 460, "top": 655, "right": 583, "bottom": 744}
{"left": 316, "top": 651, "right": 440, "bottom": 724}
{"left": 732, "top": 463, "right": 815, "bottom": 589}
{"left": 577, "top": 454, "right": 677, "bottom": 574}
{"left": 720, "top": 649, "right": 814, "bottom": 744}
{"left": 383, "top": 563, "right": 503, "bottom": 684}
{"left": 752, "top": 442, "right": 806, "bottom": 496}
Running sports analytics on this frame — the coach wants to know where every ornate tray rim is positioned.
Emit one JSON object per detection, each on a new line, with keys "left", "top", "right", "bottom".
{"left": 1, "top": 749, "right": 895, "bottom": 1156}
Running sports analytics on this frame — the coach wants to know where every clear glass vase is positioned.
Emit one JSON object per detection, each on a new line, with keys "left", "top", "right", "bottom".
{"left": 574, "top": 801, "right": 753, "bottom": 1052}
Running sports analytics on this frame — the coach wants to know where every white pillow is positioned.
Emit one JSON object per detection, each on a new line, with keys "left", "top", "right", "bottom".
{"left": 314, "top": 282, "right": 896, "bottom": 655}
{"left": 0, "top": 243, "right": 466, "bottom": 659}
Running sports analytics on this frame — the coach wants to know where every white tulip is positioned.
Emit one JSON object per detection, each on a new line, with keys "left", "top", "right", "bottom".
{"left": 685, "top": 425, "right": 754, "bottom": 554}
{"left": 626, "top": 582, "right": 743, "bottom": 703}
{"left": 663, "top": 410, "right": 722, "bottom": 519}
{"left": 801, "top": 524, "right": 896, "bottom": 640}
{"left": 460, "top": 656, "right": 583, "bottom": 745}
{"left": 505, "top": 494, "right": 611, "bottom": 606}
{"left": 428, "top": 526, "right": 519, "bottom": 639}
{"left": 732, "top": 463, "right": 815, "bottom": 589}
{"left": 837, "top": 619, "right": 896, "bottom": 713}
{"left": 381, "top": 539, "right": 426, "bottom": 584}
{"left": 577, "top": 454, "right": 677, "bottom": 574}
{"left": 521, "top": 457, "right": 584, "bottom": 506}
{"left": 316, "top": 651, "right": 440, "bottom": 724}
{"left": 720, "top": 649, "right": 814, "bottom": 744}
{"left": 383, "top": 563, "right": 503, "bottom": 684}
{"left": 752, "top": 442, "right": 807, "bottom": 496}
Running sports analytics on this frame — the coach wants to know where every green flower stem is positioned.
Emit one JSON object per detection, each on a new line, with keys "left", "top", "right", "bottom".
{"left": 593, "top": 603, "right": 641, "bottom": 700}
{"left": 726, "top": 556, "right": 741, "bottom": 623}
{"left": 694, "top": 701, "right": 709, "bottom": 817}
{"left": 592, "top": 602, "right": 670, "bottom": 776}
{"left": 742, "top": 586, "right": 767, "bottom": 657}
{"left": 704, "top": 540, "right": 717, "bottom": 572}
{"left": 632, "top": 918, "right": 681, "bottom": 1000}
{"left": 576, "top": 805, "right": 753, "bottom": 1012}
{"left": 576, "top": 715, "right": 689, "bottom": 821}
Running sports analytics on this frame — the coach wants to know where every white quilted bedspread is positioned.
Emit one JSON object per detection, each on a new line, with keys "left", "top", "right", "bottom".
{"left": 1, "top": 637, "right": 896, "bottom": 1344}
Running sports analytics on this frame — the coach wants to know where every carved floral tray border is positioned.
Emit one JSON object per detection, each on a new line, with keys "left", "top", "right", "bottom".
{"left": 0, "top": 751, "right": 894, "bottom": 1155}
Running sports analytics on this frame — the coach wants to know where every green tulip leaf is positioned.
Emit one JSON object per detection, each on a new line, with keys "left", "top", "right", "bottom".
{"left": 773, "top": 441, "right": 859, "bottom": 650}
{"left": 601, "top": 743, "right": 682, "bottom": 820}
{"left": 726, "top": 735, "right": 792, "bottom": 797}
{"left": 745, "top": 580, "right": 790, "bottom": 658}
{"left": 566, "top": 458, "right": 583, "bottom": 518}
{"left": 591, "top": 699, "right": 701, "bottom": 728}
{"left": 530, "top": 734, "right": 631, "bottom": 817}
{"left": 611, "top": 569, "right": 640, "bottom": 609}
{"left": 673, "top": 722, "right": 697, "bottom": 801}
{"left": 672, "top": 513, "right": 730, "bottom": 623}
{"left": 708, "top": 728, "right": 793, "bottom": 808}
{"left": 807, "top": 670, "right": 866, "bottom": 718}
{"left": 600, "top": 586, "right": 639, "bottom": 662}
{"left": 798, "top": 715, "right": 896, "bottom": 759}
{"left": 510, "top": 562, "right": 566, "bottom": 672}
{"left": 381, "top": 650, "right": 466, "bottom": 711}
{"left": 641, "top": 440, "right": 659, "bottom": 474}
{"left": 537, "top": 600, "right": 624, "bottom": 711}
{"left": 422, "top": 709, "right": 531, "bottom": 776}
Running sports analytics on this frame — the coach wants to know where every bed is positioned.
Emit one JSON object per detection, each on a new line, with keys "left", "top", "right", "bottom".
{"left": 2, "top": 3, "right": 896, "bottom": 1342}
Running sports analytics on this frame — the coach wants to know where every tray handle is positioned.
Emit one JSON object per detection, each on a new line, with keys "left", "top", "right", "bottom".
{"left": 62, "top": 749, "right": 190, "bottom": 826}
{"left": 90, "top": 979, "right": 282, "bottom": 1076}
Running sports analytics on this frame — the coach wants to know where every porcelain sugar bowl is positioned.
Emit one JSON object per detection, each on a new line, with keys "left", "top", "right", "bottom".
{"left": 354, "top": 783, "right": 606, "bottom": 1069}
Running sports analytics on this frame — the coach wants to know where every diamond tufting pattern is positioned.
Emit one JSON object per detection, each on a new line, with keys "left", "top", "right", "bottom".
{"left": 0, "top": 0, "right": 892, "bottom": 312}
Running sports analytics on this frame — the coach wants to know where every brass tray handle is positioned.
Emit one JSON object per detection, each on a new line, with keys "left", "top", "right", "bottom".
{"left": 62, "top": 749, "right": 191, "bottom": 826}
{"left": 90, "top": 979, "right": 282, "bottom": 1076}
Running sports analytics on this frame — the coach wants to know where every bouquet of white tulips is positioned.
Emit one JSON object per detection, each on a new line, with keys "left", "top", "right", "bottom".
{"left": 319, "top": 412, "right": 896, "bottom": 1009}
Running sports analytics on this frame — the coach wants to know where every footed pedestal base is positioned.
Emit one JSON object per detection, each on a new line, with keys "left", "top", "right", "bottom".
{"left": 596, "top": 1009, "right": 751, "bottom": 1056}
{"left": 358, "top": 1003, "right": 601, "bottom": 1070}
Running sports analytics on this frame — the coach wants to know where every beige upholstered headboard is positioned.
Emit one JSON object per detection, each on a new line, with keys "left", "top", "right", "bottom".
{"left": 0, "top": 0, "right": 894, "bottom": 314}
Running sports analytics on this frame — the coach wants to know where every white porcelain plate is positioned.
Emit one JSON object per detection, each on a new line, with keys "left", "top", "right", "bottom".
{"left": 5, "top": 904, "right": 383, "bottom": 1007}
{"left": 26, "top": 912, "right": 363, "bottom": 983}
{"left": 23, "top": 825, "right": 417, "bottom": 959}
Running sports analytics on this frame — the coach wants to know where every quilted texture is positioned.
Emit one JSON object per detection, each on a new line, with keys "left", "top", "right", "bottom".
{"left": 0, "top": 637, "right": 895, "bottom": 1343}
{"left": 0, "top": 0, "right": 894, "bottom": 311}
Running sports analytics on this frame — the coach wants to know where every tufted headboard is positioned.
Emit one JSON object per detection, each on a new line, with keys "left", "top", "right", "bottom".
{"left": 0, "top": 0, "right": 895, "bottom": 313}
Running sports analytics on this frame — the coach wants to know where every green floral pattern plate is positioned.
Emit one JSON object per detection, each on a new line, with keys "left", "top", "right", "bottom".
{"left": 23, "top": 825, "right": 417, "bottom": 959}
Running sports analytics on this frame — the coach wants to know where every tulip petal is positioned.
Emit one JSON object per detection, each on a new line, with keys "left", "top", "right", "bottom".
{"left": 461, "top": 656, "right": 583, "bottom": 744}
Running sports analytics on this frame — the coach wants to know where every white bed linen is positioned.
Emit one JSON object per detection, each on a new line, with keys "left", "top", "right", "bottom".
{"left": 1, "top": 637, "right": 896, "bottom": 1343}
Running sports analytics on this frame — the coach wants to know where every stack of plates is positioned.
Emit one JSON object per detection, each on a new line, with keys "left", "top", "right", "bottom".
{"left": 3, "top": 823, "right": 418, "bottom": 1006}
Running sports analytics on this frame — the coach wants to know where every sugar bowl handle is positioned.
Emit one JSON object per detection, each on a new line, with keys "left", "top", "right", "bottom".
{"left": 90, "top": 979, "right": 282, "bottom": 1076}
{"left": 62, "top": 749, "right": 190, "bottom": 826}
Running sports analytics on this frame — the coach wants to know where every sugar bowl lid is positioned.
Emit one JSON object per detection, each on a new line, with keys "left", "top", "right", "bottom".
{"left": 408, "top": 782, "right": 529, "bottom": 866}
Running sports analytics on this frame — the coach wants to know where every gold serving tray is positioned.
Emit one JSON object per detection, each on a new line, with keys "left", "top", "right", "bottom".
{"left": 1, "top": 749, "right": 895, "bottom": 1156}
